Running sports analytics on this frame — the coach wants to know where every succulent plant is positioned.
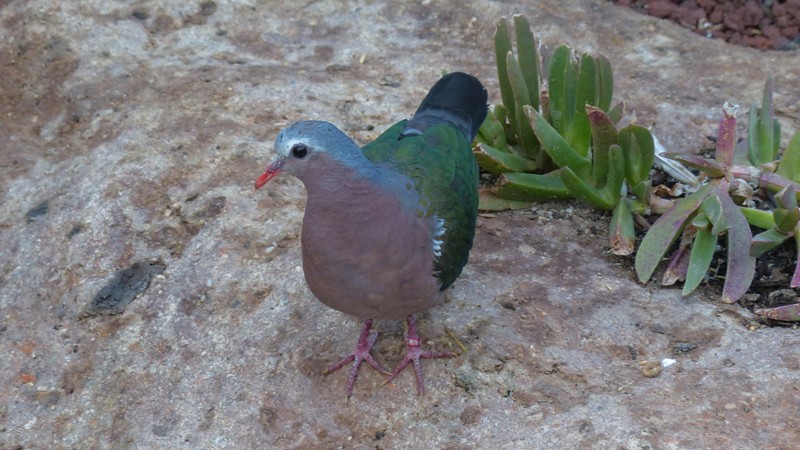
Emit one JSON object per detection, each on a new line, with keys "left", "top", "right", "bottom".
{"left": 636, "top": 76, "right": 800, "bottom": 306}
{"left": 475, "top": 15, "right": 655, "bottom": 255}
{"left": 635, "top": 105, "right": 756, "bottom": 303}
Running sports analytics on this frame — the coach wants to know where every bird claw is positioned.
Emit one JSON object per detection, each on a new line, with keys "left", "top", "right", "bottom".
{"left": 384, "top": 315, "right": 455, "bottom": 394}
{"left": 322, "top": 319, "right": 388, "bottom": 397}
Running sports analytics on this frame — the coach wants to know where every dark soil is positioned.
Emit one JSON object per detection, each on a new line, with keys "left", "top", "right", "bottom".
{"left": 613, "top": 0, "right": 800, "bottom": 50}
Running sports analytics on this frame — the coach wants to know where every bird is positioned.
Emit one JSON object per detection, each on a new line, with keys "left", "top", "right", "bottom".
{"left": 255, "top": 72, "right": 487, "bottom": 396}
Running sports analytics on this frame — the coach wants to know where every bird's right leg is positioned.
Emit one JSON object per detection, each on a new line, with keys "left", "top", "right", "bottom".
{"left": 322, "top": 318, "right": 389, "bottom": 397}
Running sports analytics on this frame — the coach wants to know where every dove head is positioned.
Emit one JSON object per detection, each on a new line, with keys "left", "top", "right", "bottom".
{"left": 255, "top": 120, "right": 371, "bottom": 189}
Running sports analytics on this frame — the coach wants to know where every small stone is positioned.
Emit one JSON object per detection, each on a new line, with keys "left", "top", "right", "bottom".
{"left": 640, "top": 360, "right": 662, "bottom": 378}
{"left": 672, "top": 342, "right": 697, "bottom": 354}
{"left": 152, "top": 424, "right": 169, "bottom": 436}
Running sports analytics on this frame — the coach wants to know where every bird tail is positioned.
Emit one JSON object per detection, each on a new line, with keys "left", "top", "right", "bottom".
{"left": 402, "top": 72, "right": 488, "bottom": 141}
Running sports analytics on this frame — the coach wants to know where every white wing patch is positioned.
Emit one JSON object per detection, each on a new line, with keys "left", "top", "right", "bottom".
{"left": 432, "top": 217, "right": 446, "bottom": 258}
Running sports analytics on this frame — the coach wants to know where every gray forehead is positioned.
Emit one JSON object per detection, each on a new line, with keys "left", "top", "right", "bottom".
{"left": 274, "top": 120, "right": 344, "bottom": 157}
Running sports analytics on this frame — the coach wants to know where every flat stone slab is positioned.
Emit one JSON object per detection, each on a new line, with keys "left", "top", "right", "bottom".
{"left": 1, "top": 0, "right": 799, "bottom": 448}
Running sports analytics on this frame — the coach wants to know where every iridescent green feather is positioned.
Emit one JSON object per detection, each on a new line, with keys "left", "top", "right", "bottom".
{"left": 362, "top": 120, "right": 478, "bottom": 290}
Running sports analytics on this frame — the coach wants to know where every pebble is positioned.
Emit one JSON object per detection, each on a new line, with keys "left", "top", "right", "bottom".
{"left": 640, "top": 360, "right": 662, "bottom": 378}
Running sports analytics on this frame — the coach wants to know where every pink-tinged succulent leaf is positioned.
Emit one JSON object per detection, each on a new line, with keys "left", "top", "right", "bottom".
{"left": 587, "top": 106, "right": 618, "bottom": 185}
{"left": 755, "top": 303, "right": 800, "bottom": 321}
{"left": 635, "top": 184, "right": 710, "bottom": 283}
{"left": 610, "top": 198, "right": 635, "bottom": 256}
{"left": 792, "top": 232, "right": 800, "bottom": 288}
{"left": 715, "top": 184, "right": 756, "bottom": 303}
{"left": 683, "top": 226, "right": 717, "bottom": 296}
{"left": 662, "top": 153, "right": 726, "bottom": 178}
{"left": 750, "top": 227, "right": 792, "bottom": 257}
{"left": 756, "top": 172, "right": 800, "bottom": 197}
{"left": 662, "top": 239, "right": 691, "bottom": 286}
{"left": 776, "top": 186, "right": 797, "bottom": 210}
{"left": 715, "top": 107, "right": 737, "bottom": 167}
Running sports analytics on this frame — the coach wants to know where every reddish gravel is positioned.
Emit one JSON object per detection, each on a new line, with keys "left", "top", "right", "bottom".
{"left": 613, "top": 0, "right": 800, "bottom": 50}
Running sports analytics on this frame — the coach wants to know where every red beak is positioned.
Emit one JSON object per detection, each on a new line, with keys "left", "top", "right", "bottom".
{"left": 255, "top": 159, "right": 285, "bottom": 190}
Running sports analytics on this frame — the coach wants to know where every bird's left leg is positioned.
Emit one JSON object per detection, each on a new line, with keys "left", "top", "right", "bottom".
{"left": 385, "top": 314, "right": 454, "bottom": 394}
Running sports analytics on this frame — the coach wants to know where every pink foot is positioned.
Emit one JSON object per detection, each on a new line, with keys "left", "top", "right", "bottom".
{"left": 322, "top": 319, "right": 389, "bottom": 397}
{"left": 386, "top": 315, "right": 454, "bottom": 394}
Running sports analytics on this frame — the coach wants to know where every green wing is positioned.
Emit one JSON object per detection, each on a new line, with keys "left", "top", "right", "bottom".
{"left": 363, "top": 120, "right": 478, "bottom": 290}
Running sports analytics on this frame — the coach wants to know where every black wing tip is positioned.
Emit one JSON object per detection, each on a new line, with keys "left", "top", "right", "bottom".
{"left": 405, "top": 72, "right": 488, "bottom": 141}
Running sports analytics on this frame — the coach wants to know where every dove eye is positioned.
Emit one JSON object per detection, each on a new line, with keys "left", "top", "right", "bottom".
{"left": 291, "top": 144, "right": 309, "bottom": 159}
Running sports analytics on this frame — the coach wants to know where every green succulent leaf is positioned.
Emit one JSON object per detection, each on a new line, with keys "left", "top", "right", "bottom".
{"left": 609, "top": 198, "right": 635, "bottom": 256}
{"left": 526, "top": 106, "right": 591, "bottom": 176}
{"left": 691, "top": 210, "right": 709, "bottom": 228}
{"left": 570, "top": 53, "right": 596, "bottom": 155}
{"left": 547, "top": 45, "right": 574, "bottom": 140}
{"left": 495, "top": 18, "right": 515, "bottom": 121}
{"left": 506, "top": 53, "right": 539, "bottom": 159}
{"left": 631, "top": 181, "right": 651, "bottom": 203}
{"left": 560, "top": 144, "right": 623, "bottom": 211}
{"left": 595, "top": 54, "right": 613, "bottom": 112}
{"left": 513, "top": 14, "right": 540, "bottom": 111}
{"left": 683, "top": 226, "right": 717, "bottom": 296}
{"left": 748, "top": 76, "right": 780, "bottom": 165}
{"left": 773, "top": 208, "right": 800, "bottom": 234}
{"left": 560, "top": 166, "right": 615, "bottom": 210}
{"left": 476, "top": 110, "right": 508, "bottom": 152}
{"left": 607, "top": 102, "right": 625, "bottom": 124}
{"left": 750, "top": 227, "right": 792, "bottom": 257}
{"left": 635, "top": 184, "right": 710, "bottom": 284}
{"left": 618, "top": 125, "right": 655, "bottom": 186}
{"left": 700, "top": 195, "right": 727, "bottom": 235}
{"left": 740, "top": 206, "right": 775, "bottom": 229}
{"left": 493, "top": 171, "right": 572, "bottom": 202}
{"left": 776, "top": 132, "right": 800, "bottom": 182}
{"left": 474, "top": 143, "right": 538, "bottom": 175}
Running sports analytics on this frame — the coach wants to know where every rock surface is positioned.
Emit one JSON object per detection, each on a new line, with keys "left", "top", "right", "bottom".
{"left": 1, "top": 0, "right": 799, "bottom": 448}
